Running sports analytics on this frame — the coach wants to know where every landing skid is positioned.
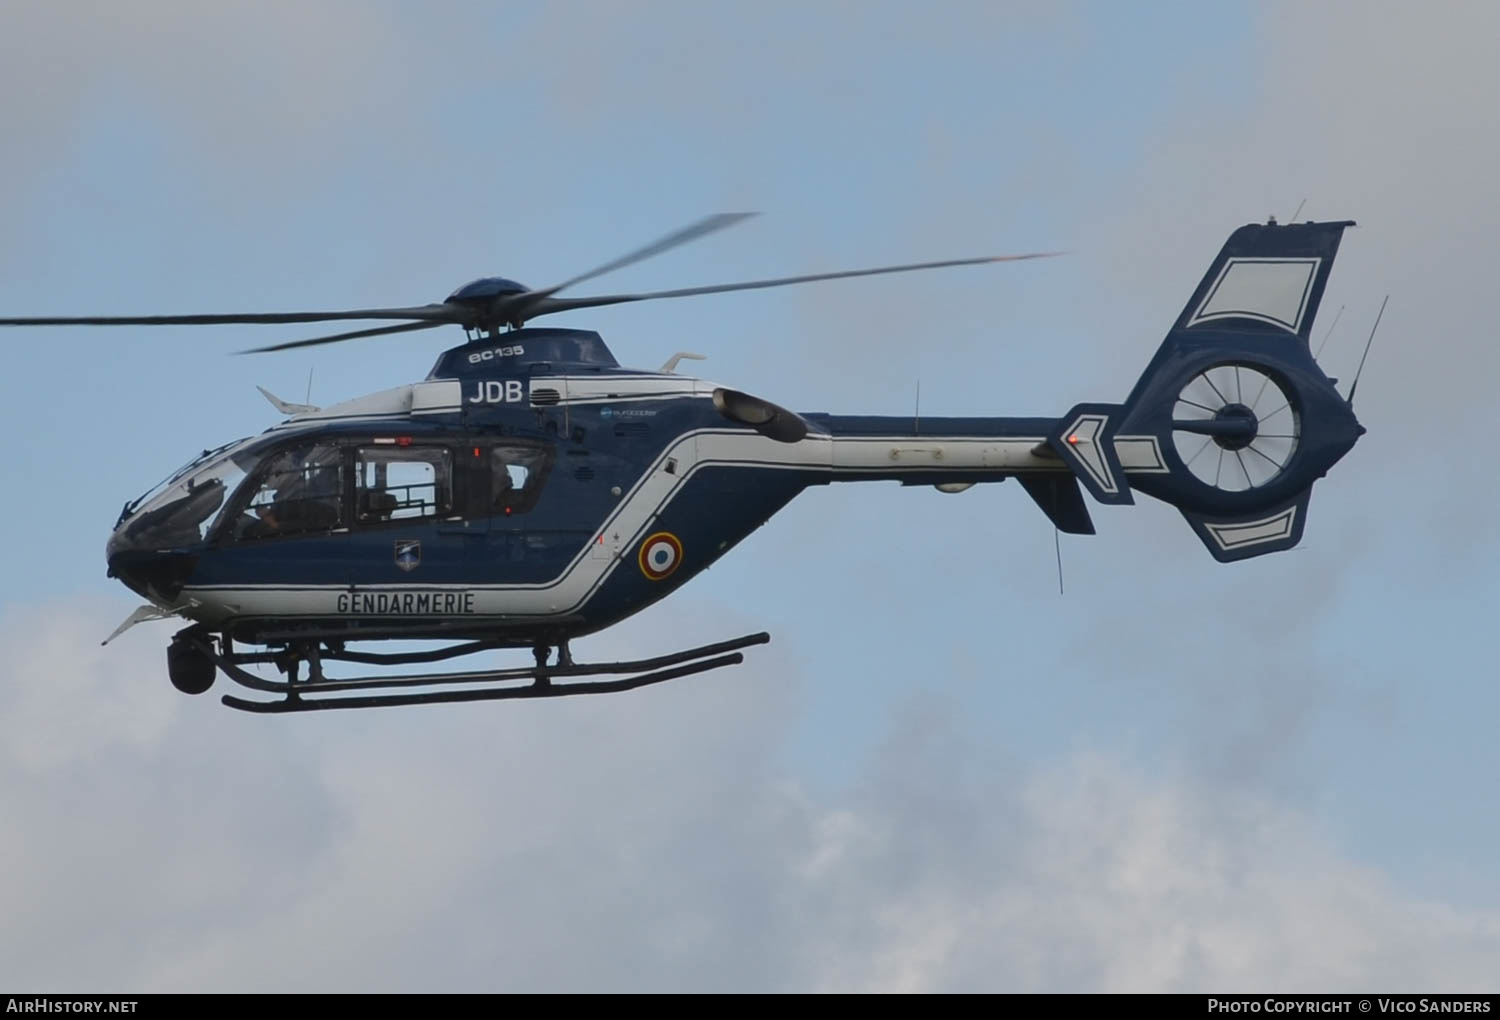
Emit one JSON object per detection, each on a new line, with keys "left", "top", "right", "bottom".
{"left": 206, "top": 632, "right": 771, "bottom": 714}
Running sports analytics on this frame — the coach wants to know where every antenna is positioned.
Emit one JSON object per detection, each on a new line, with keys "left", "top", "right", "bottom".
{"left": 913, "top": 378, "right": 921, "bottom": 435}
{"left": 305, "top": 367, "right": 315, "bottom": 406}
{"left": 1347, "top": 295, "right": 1388, "bottom": 407}
{"left": 1053, "top": 527, "right": 1064, "bottom": 596}
{"left": 1314, "top": 304, "right": 1345, "bottom": 360}
{"left": 1290, "top": 198, "right": 1307, "bottom": 222}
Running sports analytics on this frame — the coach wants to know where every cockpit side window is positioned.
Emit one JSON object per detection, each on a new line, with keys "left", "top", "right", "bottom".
{"left": 234, "top": 443, "right": 345, "bottom": 541}
{"left": 355, "top": 446, "right": 453, "bottom": 524}
{"left": 491, "top": 445, "right": 551, "bottom": 515}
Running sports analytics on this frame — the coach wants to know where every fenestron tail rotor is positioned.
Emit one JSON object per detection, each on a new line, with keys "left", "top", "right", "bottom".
{"left": 1170, "top": 362, "right": 1301, "bottom": 493}
{"left": 0, "top": 214, "right": 1058, "bottom": 352}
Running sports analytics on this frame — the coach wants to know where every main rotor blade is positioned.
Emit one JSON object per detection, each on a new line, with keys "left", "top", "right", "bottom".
{"left": 493, "top": 212, "right": 758, "bottom": 326}
{"left": 0, "top": 304, "right": 465, "bottom": 328}
{"left": 515, "top": 252, "right": 1062, "bottom": 322}
{"left": 544, "top": 213, "right": 757, "bottom": 296}
{"left": 237, "top": 319, "right": 448, "bottom": 355}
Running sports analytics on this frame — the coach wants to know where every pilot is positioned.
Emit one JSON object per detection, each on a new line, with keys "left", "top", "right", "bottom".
{"left": 246, "top": 473, "right": 309, "bottom": 538}
{"left": 242, "top": 501, "right": 284, "bottom": 539}
{"left": 241, "top": 448, "right": 343, "bottom": 538}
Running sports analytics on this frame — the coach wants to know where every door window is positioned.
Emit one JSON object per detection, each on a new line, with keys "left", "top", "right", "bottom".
{"left": 355, "top": 446, "right": 453, "bottom": 523}
{"left": 491, "top": 445, "right": 551, "bottom": 514}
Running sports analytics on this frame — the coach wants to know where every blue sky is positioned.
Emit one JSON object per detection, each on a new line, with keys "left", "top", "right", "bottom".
{"left": 1, "top": 1, "right": 1497, "bottom": 992}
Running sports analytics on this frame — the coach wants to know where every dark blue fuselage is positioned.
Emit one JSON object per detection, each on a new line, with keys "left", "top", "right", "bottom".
{"left": 107, "top": 327, "right": 1075, "bottom": 646}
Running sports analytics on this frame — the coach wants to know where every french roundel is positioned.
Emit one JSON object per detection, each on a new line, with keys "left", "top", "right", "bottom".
{"left": 638, "top": 532, "right": 684, "bottom": 581}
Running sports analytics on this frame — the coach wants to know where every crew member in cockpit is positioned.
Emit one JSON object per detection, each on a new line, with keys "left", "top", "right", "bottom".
{"left": 250, "top": 502, "right": 283, "bottom": 536}
{"left": 244, "top": 480, "right": 301, "bottom": 538}
{"left": 241, "top": 447, "right": 342, "bottom": 538}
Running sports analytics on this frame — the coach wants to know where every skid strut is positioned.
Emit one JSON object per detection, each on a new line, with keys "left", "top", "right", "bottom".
{"left": 205, "top": 632, "right": 771, "bottom": 714}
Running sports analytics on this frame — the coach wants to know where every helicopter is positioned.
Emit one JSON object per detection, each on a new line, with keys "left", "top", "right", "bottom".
{"left": 1, "top": 214, "right": 1365, "bottom": 713}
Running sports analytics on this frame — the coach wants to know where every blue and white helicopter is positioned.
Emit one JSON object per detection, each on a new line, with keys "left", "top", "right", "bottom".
{"left": 1, "top": 215, "right": 1365, "bottom": 713}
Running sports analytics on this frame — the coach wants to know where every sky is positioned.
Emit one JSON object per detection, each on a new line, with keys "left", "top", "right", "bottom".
{"left": 1, "top": 0, "right": 1497, "bottom": 993}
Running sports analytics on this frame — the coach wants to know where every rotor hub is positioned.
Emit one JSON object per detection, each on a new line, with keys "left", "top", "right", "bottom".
{"left": 1211, "top": 402, "right": 1258, "bottom": 450}
{"left": 445, "top": 277, "right": 530, "bottom": 304}
{"left": 443, "top": 278, "right": 533, "bottom": 333}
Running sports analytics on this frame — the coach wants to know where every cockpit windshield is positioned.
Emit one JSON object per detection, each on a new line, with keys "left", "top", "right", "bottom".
{"left": 108, "top": 437, "right": 259, "bottom": 556}
{"left": 123, "top": 438, "right": 247, "bottom": 519}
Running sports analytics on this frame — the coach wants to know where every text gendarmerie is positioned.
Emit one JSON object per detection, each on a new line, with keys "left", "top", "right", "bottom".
{"left": 336, "top": 592, "right": 476, "bottom": 615}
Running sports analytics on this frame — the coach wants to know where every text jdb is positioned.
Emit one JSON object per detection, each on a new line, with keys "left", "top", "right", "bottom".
{"left": 468, "top": 380, "right": 525, "bottom": 404}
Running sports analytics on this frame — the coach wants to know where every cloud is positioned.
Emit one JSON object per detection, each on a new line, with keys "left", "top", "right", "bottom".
{"left": 808, "top": 744, "right": 1500, "bottom": 992}
{"left": 1, "top": 596, "right": 1495, "bottom": 992}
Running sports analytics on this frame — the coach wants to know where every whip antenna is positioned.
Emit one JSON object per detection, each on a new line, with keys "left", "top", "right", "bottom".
{"left": 1054, "top": 527, "right": 1064, "bottom": 596}
{"left": 1347, "top": 295, "right": 1388, "bottom": 407}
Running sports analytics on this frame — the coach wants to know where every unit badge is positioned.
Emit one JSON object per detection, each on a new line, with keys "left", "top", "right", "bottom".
{"left": 394, "top": 540, "right": 421, "bottom": 573}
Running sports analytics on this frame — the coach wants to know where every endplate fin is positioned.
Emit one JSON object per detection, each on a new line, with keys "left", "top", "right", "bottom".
{"left": 1047, "top": 403, "right": 1132, "bottom": 505}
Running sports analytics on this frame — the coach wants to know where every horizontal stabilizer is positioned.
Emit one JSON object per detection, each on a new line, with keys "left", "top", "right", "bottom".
{"left": 1180, "top": 488, "right": 1311, "bottom": 562}
{"left": 1047, "top": 403, "right": 1132, "bottom": 505}
{"left": 1019, "top": 474, "right": 1095, "bottom": 535}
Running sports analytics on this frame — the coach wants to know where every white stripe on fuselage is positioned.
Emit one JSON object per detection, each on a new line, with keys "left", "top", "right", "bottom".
{"left": 191, "top": 375, "right": 1170, "bottom": 623}
{"left": 181, "top": 427, "right": 1068, "bottom": 622}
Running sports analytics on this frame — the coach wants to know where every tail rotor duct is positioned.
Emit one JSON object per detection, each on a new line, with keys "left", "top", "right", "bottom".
{"left": 1171, "top": 362, "right": 1300, "bottom": 493}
